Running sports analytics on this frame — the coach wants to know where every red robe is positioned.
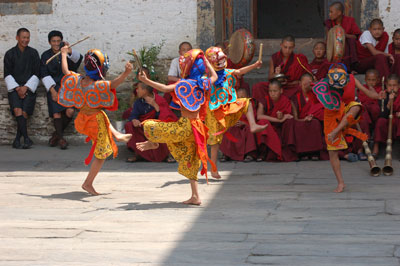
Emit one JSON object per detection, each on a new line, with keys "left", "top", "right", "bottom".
{"left": 219, "top": 101, "right": 257, "bottom": 161}
{"left": 125, "top": 94, "right": 178, "bottom": 162}
{"left": 291, "top": 91, "right": 325, "bottom": 156}
{"left": 256, "top": 94, "right": 297, "bottom": 162}
{"left": 309, "top": 58, "right": 331, "bottom": 81}
{"left": 389, "top": 43, "right": 400, "bottom": 77}
{"left": 374, "top": 95, "right": 400, "bottom": 143}
{"left": 271, "top": 52, "right": 312, "bottom": 98}
{"left": 325, "top": 16, "right": 361, "bottom": 68}
{"left": 356, "top": 32, "right": 390, "bottom": 79}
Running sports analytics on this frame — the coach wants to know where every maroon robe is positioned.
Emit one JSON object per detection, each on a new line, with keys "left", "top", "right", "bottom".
{"left": 256, "top": 94, "right": 297, "bottom": 162}
{"left": 291, "top": 91, "right": 325, "bottom": 156}
{"left": 325, "top": 15, "right": 361, "bottom": 69}
{"left": 219, "top": 102, "right": 257, "bottom": 161}
{"left": 271, "top": 52, "right": 311, "bottom": 98}
{"left": 374, "top": 95, "right": 400, "bottom": 143}
{"left": 125, "top": 94, "right": 178, "bottom": 162}
{"left": 356, "top": 32, "right": 390, "bottom": 79}
{"left": 389, "top": 43, "right": 400, "bottom": 77}
{"left": 310, "top": 58, "right": 331, "bottom": 81}
{"left": 358, "top": 84, "right": 382, "bottom": 136}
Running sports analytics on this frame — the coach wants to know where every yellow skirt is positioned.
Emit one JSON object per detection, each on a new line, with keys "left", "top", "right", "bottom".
{"left": 75, "top": 110, "right": 117, "bottom": 161}
{"left": 205, "top": 98, "right": 250, "bottom": 145}
{"left": 143, "top": 117, "right": 201, "bottom": 180}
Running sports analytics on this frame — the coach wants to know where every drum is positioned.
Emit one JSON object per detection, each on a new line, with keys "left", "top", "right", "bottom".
{"left": 326, "top": 25, "right": 346, "bottom": 63}
{"left": 228, "top": 28, "right": 255, "bottom": 68}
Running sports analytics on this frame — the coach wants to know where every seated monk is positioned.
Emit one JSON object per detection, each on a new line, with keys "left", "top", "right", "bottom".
{"left": 389, "top": 29, "right": 400, "bottom": 77}
{"left": 291, "top": 73, "right": 325, "bottom": 160}
{"left": 310, "top": 42, "right": 331, "bottom": 81}
{"left": 256, "top": 80, "right": 297, "bottom": 162}
{"left": 219, "top": 88, "right": 257, "bottom": 162}
{"left": 355, "top": 19, "right": 392, "bottom": 81}
{"left": 125, "top": 82, "right": 177, "bottom": 162}
{"left": 358, "top": 69, "right": 382, "bottom": 137}
{"left": 325, "top": 1, "right": 361, "bottom": 70}
{"left": 372, "top": 74, "right": 400, "bottom": 157}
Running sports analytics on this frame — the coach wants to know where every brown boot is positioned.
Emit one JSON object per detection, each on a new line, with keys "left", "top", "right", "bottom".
{"left": 48, "top": 132, "right": 59, "bottom": 147}
{"left": 59, "top": 138, "right": 68, "bottom": 150}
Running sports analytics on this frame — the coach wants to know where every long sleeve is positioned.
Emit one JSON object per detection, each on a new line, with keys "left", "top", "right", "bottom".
{"left": 25, "top": 49, "right": 41, "bottom": 93}
{"left": 40, "top": 51, "right": 56, "bottom": 91}
{"left": 4, "top": 51, "right": 19, "bottom": 92}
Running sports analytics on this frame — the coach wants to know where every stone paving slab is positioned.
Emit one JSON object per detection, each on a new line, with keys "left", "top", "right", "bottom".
{"left": 1, "top": 145, "right": 400, "bottom": 265}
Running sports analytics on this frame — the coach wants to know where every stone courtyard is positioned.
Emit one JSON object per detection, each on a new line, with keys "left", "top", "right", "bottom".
{"left": 1, "top": 144, "right": 400, "bottom": 265}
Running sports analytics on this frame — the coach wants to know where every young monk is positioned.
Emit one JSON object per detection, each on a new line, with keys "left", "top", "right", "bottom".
{"left": 312, "top": 64, "right": 380, "bottom": 192}
{"left": 125, "top": 82, "right": 177, "bottom": 162}
{"left": 204, "top": 46, "right": 267, "bottom": 179}
{"left": 58, "top": 46, "right": 132, "bottom": 195}
{"left": 358, "top": 69, "right": 382, "bottom": 133}
{"left": 219, "top": 88, "right": 258, "bottom": 162}
{"left": 256, "top": 80, "right": 297, "bottom": 162}
{"left": 137, "top": 49, "right": 218, "bottom": 205}
{"left": 310, "top": 42, "right": 331, "bottom": 80}
{"left": 266, "top": 35, "right": 312, "bottom": 98}
{"left": 389, "top": 29, "right": 400, "bottom": 77}
{"left": 291, "top": 73, "right": 324, "bottom": 160}
{"left": 372, "top": 74, "right": 400, "bottom": 157}
{"left": 325, "top": 1, "right": 361, "bottom": 69}
{"left": 355, "top": 19, "right": 392, "bottom": 80}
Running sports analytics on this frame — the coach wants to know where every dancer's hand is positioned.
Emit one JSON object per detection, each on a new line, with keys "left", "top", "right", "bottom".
{"left": 124, "top": 62, "right": 133, "bottom": 74}
{"left": 137, "top": 71, "right": 148, "bottom": 82}
{"left": 61, "top": 45, "right": 70, "bottom": 56}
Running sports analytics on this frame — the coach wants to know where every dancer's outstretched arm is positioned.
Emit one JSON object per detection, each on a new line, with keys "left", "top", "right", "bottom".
{"left": 138, "top": 72, "right": 176, "bottom": 93}
{"left": 110, "top": 62, "right": 133, "bottom": 89}
{"left": 233, "top": 60, "right": 262, "bottom": 77}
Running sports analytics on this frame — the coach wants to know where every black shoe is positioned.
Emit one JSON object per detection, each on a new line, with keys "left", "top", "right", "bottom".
{"left": 12, "top": 138, "right": 22, "bottom": 149}
{"left": 22, "top": 137, "right": 33, "bottom": 149}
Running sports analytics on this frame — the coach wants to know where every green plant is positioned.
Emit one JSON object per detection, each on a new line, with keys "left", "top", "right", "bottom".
{"left": 127, "top": 40, "right": 165, "bottom": 81}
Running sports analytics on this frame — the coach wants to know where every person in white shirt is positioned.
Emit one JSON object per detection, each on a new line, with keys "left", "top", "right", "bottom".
{"left": 355, "top": 19, "right": 393, "bottom": 80}
{"left": 167, "top": 42, "right": 192, "bottom": 84}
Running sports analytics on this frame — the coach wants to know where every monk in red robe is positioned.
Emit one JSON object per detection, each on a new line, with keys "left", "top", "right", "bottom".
{"left": 268, "top": 35, "right": 312, "bottom": 98}
{"left": 219, "top": 88, "right": 257, "bottom": 162}
{"left": 372, "top": 75, "right": 400, "bottom": 157}
{"left": 256, "top": 80, "right": 297, "bottom": 162}
{"left": 309, "top": 42, "right": 331, "bottom": 81}
{"left": 355, "top": 19, "right": 393, "bottom": 80}
{"left": 291, "top": 73, "right": 325, "bottom": 160}
{"left": 325, "top": 1, "right": 361, "bottom": 70}
{"left": 389, "top": 29, "right": 400, "bottom": 77}
{"left": 125, "top": 82, "right": 177, "bottom": 162}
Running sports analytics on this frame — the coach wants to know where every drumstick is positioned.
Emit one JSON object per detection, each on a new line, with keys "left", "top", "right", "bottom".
{"left": 257, "top": 43, "right": 263, "bottom": 69}
{"left": 296, "top": 57, "right": 317, "bottom": 80}
{"left": 132, "top": 48, "right": 143, "bottom": 73}
{"left": 46, "top": 36, "right": 90, "bottom": 64}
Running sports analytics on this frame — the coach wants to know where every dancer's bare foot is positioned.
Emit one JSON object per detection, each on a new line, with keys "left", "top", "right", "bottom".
{"left": 183, "top": 196, "right": 201, "bottom": 205}
{"left": 211, "top": 171, "right": 222, "bottom": 179}
{"left": 136, "top": 141, "right": 159, "bottom": 151}
{"left": 250, "top": 123, "right": 268, "bottom": 133}
{"left": 327, "top": 129, "right": 340, "bottom": 143}
{"left": 334, "top": 183, "right": 346, "bottom": 193}
{"left": 115, "top": 133, "right": 132, "bottom": 143}
{"left": 82, "top": 184, "right": 100, "bottom": 196}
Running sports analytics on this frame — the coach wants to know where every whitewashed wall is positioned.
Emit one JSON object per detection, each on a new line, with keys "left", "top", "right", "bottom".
{"left": 379, "top": 0, "right": 400, "bottom": 36}
{"left": 0, "top": 0, "right": 197, "bottom": 77}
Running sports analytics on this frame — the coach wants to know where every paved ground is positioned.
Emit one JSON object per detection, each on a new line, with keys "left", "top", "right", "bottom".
{"left": 1, "top": 143, "right": 400, "bottom": 265}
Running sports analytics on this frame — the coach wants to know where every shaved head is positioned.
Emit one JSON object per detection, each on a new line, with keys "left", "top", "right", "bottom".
{"left": 330, "top": 1, "right": 344, "bottom": 13}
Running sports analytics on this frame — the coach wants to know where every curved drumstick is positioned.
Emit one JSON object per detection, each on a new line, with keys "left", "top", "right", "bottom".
{"left": 46, "top": 36, "right": 90, "bottom": 65}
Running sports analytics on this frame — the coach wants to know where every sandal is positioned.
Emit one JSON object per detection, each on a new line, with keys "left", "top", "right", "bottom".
{"left": 126, "top": 155, "right": 138, "bottom": 163}
{"left": 346, "top": 153, "right": 358, "bottom": 162}
{"left": 357, "top": 152, "right": 367, "bottom": 161}
{"left": 166, "top": 154, "right": 176, "bottom": 163}
{"left": 244, "top": 155, "right": 254, "bottom": 162}
{"left": 219, "top": 154, "right": 227, "bottom": 162}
